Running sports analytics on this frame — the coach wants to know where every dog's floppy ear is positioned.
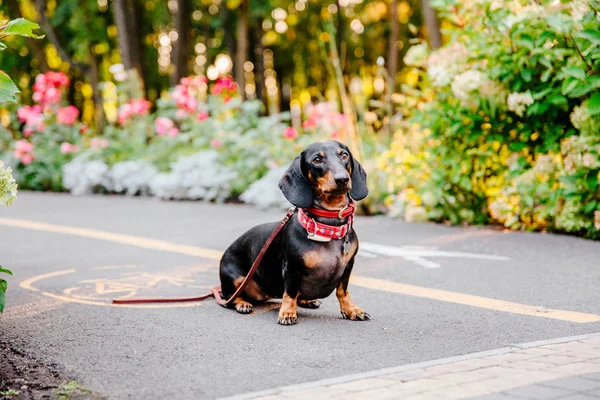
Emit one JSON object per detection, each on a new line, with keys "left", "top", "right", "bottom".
{"left": 350, "top": 156, "right": 368, "bottom": 201}
{"left": 279, "top": 155, "right": 313, "bottom": 208}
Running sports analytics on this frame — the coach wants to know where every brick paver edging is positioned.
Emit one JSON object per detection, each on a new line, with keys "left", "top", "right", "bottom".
{"left": 220, "top": 332, "right": 600, "bottom": 400}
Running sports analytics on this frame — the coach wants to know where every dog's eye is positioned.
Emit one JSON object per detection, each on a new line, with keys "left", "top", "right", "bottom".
{"left": 313, "top": 156, "right": 323, "bottom": 164}
{"left": 340, "top": 152, "right": 349, "bottom": 160}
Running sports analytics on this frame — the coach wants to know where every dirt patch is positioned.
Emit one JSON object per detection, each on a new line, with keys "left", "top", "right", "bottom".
{"left": 0, "top": 339, "right": 105, "bottom": 400}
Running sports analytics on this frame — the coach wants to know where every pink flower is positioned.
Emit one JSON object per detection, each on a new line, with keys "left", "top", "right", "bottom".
{"left": 60, "top": 142, "right": 79, "bottom": 154}
{"left": 14, "top": 139, "right": 35, "bottom": 165}
{"left": 118, "top": 99, "right": 151, "bottom": 125}
{"left": 176, "top": 109, "right": 188, "bottom": 119}
{"left": 20, "top": 153, "right": 34, "bottom": 165}
{"left": 302, "top": 118, "right": 317, "bottom": 129}
{"left": 45, "top": 87, "right": 61, "bottom": 104}
{"left": 167, "top": 127, "right": 179, "bottom": 137}
{"left": 90, "top": 137, "right": 109, "bottom": 149}
{"left": 17, "top": 105, "right": 41, "bottom": 123}
{"left": 211, "top": 138, "right": 223, "bottom": 148}
{"left": 57, "top": 106, "right": 79, "bottom": 125}
{"left": 80, "top": 125, "right": 89, "bottom": 134}
{"left": 196, "top": 111, "right": 209, "bottom": 121}
{"left": 23, "top": 127, "right": 33, "bottom": 137}
{"left": 15, "top": 140, "right": 33, "bottom": 153}
{"left": 330, "top": 130, "right": 340, "bottom": 138}
{"left": 155, "top": 117, "right": 175, "bottom": 136}
{"left": 131, "top": 98, "right": 151, "bottom": 115}
{"left": 283, "top": 127, "right": 298, "bottom": 139}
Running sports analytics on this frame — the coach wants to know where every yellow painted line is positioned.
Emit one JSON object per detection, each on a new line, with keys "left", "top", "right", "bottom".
{"left": 0, "top": 217, "right": 222, "bottom": 260}
{"left": 351, "top": 275, "right": 600, "bottom": 324}
{"left": 5, "top": 217, "right": 600, "bottom": 322}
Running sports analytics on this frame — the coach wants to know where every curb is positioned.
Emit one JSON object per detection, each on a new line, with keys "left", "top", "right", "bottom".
{"left": 219, "top": 332, "right": 600, "bottom": 400}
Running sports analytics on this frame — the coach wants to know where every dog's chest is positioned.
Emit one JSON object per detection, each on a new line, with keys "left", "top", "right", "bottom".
{"left": 298, "top": 239, "right": 357, "bottom": 298}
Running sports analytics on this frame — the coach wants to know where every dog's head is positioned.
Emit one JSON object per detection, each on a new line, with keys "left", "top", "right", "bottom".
{"left": 279, "top": 140, "right": 368, "bottom": 209}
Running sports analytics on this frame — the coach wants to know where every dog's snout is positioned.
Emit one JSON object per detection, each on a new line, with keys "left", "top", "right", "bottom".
{"left": 335, "top": 175, "right": 350, "bottom": 187}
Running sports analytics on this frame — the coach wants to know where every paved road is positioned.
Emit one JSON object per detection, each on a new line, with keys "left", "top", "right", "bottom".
{"left": 1, "top": 192, "right": 599, "bottom": 399}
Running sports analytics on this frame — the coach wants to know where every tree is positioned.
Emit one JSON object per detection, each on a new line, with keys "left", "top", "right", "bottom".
{"left": 421, "top": 0, "right": 441, "bottom": 49}
{"left": 171, "top": 0, "right": 191, "bottom": 85}
{"left": 235, "top": 0, "right": 249, "bottom": 99}
{"left": 113, "top": 0, "right": 144, "bottom": 82}
{"left": 388, "top": 0, "right": 399, "bottom": 86}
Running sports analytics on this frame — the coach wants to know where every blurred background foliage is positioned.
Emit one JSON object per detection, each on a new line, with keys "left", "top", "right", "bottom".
{"left": 0, "top": 0, "right": 439, "bottom": 126}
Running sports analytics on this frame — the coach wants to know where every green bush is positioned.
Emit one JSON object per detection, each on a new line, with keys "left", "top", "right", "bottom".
{"left": 383, "top": 0, "right": 600, "bottom": 238}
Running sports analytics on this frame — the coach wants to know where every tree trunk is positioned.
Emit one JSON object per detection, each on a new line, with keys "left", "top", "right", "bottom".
{"left": 5, "top": 0, "right": 49, "bottom": 72}
{"left": 235, "top": 0, "right": 248, "bottom": 99}
{"left": 336, "top": 0, "right": 346, "bottom": 74}
{"left": 387, "top": 0, "right": 399, "bottom": 87}
{"left": 89, "top": 53, "right": 105, "bottom": 131}
{"left": 220, "top": 4, "right": 236, "bottom": 63}
{"left": 421, "top": 0, "right": 441, "bottom": 49}
{"left": 171, "top": 0, "right": 190, "bottom": 85}
{"left": 253, "top": 18, "right": 265, "bottom": 107}
{"left": 113, "top": 0, "right": 144, "bottom": 81}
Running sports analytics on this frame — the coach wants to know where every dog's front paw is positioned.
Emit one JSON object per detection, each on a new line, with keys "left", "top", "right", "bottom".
{"left": 277, "top": 310, "right": 298, "bottom": 325}
{"left": 234, "top": 300, "right": 253, "bottom": 314}
{"left": 298, "top": 299, "right": 321, "bottom": 309}
{"left": 341, "top": 307, "right": 370, "bottom": 321}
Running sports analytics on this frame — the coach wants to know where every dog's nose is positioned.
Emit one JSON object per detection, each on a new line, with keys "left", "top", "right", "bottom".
{"left": 335, "top": 176, "right": 350, "bottom": 187}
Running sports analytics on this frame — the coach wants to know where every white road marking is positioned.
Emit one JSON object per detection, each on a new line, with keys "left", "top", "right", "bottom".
{"left": 359, "top": 243, "right": 509, "bottom": 269}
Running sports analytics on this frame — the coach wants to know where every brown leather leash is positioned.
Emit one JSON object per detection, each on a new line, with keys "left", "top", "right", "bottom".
{"left": 112, "top": 207, "right": 296, "bottom": 307}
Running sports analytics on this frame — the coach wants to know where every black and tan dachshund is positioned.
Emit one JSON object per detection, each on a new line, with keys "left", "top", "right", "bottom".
{"left": 219, "top": 140, "right": 369, "bottom": 325}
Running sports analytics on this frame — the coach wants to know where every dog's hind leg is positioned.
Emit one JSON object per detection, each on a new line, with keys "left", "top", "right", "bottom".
{"left": 298, "top": 299, "right": 321, "bottom": 309}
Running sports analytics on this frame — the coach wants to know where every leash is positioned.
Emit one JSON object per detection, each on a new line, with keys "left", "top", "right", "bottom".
{"left": 112, "top": 207, "right": 296, "bottom": 306}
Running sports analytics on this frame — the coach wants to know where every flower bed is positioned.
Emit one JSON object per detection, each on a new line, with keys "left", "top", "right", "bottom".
{"left": 0, "top": 72, "right": 346, "bottom": 209}
{"left": 381, "top": 0, "right": 600, "bottom": 238}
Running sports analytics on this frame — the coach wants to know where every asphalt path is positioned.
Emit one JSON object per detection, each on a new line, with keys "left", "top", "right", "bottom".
{"left": 1, "top": 192, "right": 599, "bottom": 399}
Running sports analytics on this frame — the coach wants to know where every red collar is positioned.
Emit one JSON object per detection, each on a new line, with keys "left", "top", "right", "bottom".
{"left": 303, "top": 201, "right": 355, "bottom": 219}
{"left": 298, "top": 202, "right": 355, "bottom": 240}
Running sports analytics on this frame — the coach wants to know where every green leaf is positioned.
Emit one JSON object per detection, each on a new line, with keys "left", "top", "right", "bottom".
{"left": 575, "top": 29, "right": 600, "bottom": 46}
{"left": 587, "top": 172, "right": 599, "bottom": 190}
{"left": 547, "top": 94, "right": 568, "bottom": 106}
{"left": 540, "top": 69, "right": 552, "bottom": 82}
{"left": 584, "top": 200, "right": 598, "bottom": 214}
{"left": 0, "top": 71, "right": 20, "bottom": 104}
{"left": 0, "top": 289, "right": 5, "bottom": 313}
{"left": 0, "top": 265, "right": 12, "bottom": 275}
{"left": 0, "top": 42, "right": 6, "bottom": 51}
{"left": 0, "top": 18, "right": 44, "bottom": 39}
{"left": 521, "top": 68, "right": 533, "bottom": 82}
{"left": 0, "top": 279, "right": 6, "bottom": 293}
{"left": 563, "top": 67, "right": 586, "bottom": 80}
{"left": 589, "top": 92, "right": 600, "bottom": 116}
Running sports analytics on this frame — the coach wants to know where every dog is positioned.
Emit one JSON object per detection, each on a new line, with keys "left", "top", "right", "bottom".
{"left": 219, "top": 140, "right": 369, "bottom": 325}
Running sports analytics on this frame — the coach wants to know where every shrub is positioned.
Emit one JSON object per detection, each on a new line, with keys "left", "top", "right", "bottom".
{"left": 384, "top": 0, "right": 600, "bottom": 238}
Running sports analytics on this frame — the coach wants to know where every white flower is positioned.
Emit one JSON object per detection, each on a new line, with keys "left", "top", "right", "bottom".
{"left": 582, "top": 153, "right": 598, "bottom": 168}
{"left": 570, "top": 104, "right": 590, "bottom": 130}
{"left": 490, "top": 0, "right": 503, "bottom": 11}
{"left": 108, "top": 161, "right": 158, "bottom": 196}
{"left": 150, "top": 150, "right": 237, "bottom": 202}
{"left": 403, "top": 43, "right": 429, "bottom": 67}
{"left": 451, "top": 70, "right": 485, "bottom": 99}
{"left": 62, "top": 157, "right": 110, "bottom": 195}
{"left": 428, "top": 65, "right": 452, "bottom": 87}
{"left": 570, "top": 0, "right": 590, "bottom": 21}
{"left": 507, "top": 92, "right": 534, "bottom": 117}
{"left": 533, "top": 154, "right": 557, "bottom": 174}
{"left": 404, "top": 205, "right": 428, "bottom": 223}
{"left": 0, "top": 160, "right": 18, "bottom": 206}
{"left": 240, "top": 166, "right": 291, "bottom": 210}
{"left": 426, "top": 43, "right": 469, "bottom": 87}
